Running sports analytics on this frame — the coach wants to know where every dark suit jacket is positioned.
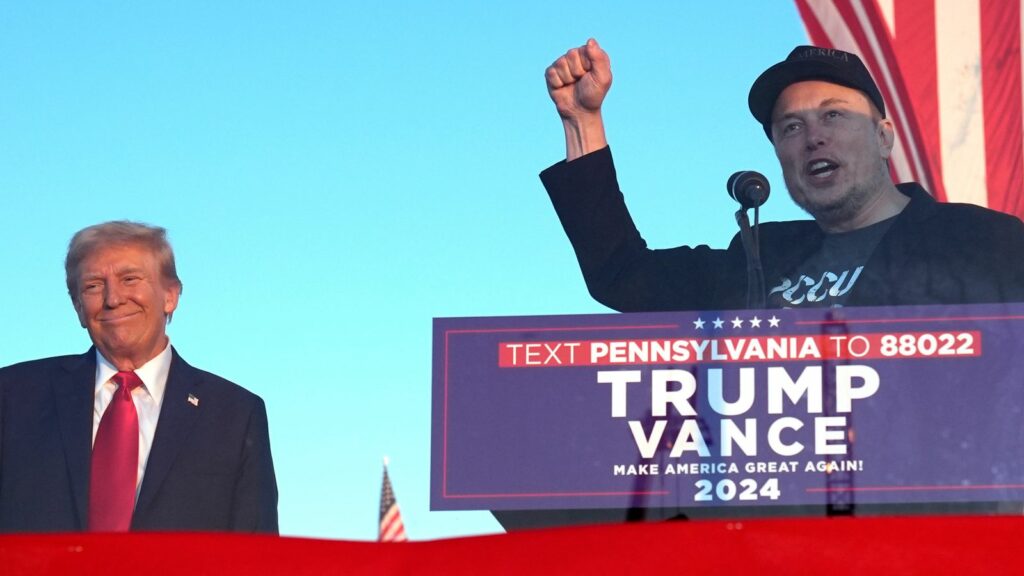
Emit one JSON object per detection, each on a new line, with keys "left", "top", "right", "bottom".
{"left": 0, "top": 347, "right": 278, "bottom": 533}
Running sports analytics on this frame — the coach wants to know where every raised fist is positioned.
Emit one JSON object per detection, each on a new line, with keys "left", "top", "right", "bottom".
{"left": 545, "top": 38, "right": 612, "bottom": 119}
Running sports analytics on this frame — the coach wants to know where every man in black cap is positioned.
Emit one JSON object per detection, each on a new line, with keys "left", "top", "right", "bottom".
{"left": 541, "top": 39, "right": 1024, "bottom": 310}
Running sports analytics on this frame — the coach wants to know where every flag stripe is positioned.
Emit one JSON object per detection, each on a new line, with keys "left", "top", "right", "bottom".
{"left": 381, "top": 506, "right": 406, "bottom": 541}
{"left": 981, "top": 0, "right": 1024, "bottom": 215}
{"left": 795, "top": 0, "right": 832, "bottom": 44}
{"left": 381, "top": 507, "right": 401, "bottom": 529}
{"left": 891, "top": 0, "right": 947, "bottom": 201}
{"left": 875, "top": 0, "right": 894, "bottom": 32}
{"left": 936, "top": 0, "right": 988, "bottom": 207}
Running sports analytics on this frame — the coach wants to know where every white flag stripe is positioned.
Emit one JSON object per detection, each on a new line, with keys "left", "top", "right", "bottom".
{"left": 936, "top": 0, "right": 988, "bottom": 207}
{"left": 804, "top": 2, "right": 859, "bottom": 62}
{"left": 877, "top": 0, "right": 895, "bottom": 35}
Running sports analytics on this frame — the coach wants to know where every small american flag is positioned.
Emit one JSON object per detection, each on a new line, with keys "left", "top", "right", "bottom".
{"left": 378, "top": 457, "right": 407, "bottom": 542}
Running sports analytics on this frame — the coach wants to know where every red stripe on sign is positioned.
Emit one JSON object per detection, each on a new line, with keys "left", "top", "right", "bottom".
{"left": 892, "top": 0, "right": 946, "bottom": 202}
{"left": 981, "top": 0, "right": 1024, "bottom": 216}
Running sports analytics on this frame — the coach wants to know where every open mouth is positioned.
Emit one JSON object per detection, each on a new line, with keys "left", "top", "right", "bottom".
{"left": 807, "top": 159, "right": 839, "bottom": 178}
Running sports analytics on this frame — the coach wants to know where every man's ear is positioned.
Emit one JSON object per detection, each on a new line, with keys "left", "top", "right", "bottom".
{"left": 877, "top": 118, "right": 896, "bottom": 159}
{"left": 163, "top": 283, "right": 181, "bottom": 323}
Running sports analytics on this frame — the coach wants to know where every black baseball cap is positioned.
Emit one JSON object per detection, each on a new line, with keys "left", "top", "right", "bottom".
{"left": 748, "top": 45, "right": 885, "bottom": 141}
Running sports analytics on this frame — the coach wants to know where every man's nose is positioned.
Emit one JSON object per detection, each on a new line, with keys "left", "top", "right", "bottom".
{"left": 804, "top": 122, "right": 829, "bottom": 150}
{"left": 103, "top": 282, "right": 125, "bottom": 308}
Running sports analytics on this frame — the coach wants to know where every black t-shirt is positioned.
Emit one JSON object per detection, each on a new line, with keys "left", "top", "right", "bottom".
{"left": 767, "top": 216, "right": 896, "bottom": 308}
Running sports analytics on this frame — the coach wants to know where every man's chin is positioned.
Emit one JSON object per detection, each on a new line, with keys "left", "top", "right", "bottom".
{"left": 792, "top": 193, "right": 849, "bottom": 222}
{"left": 93, "top": 338, "right": 139, "bottom": 363}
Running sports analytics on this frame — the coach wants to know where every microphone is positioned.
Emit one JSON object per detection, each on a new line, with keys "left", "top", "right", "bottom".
{"left": 728, "top": 170, "right": 769, "bottom": 308}
{"left": 727, "top": 170, "right": 770, "bottom": 208}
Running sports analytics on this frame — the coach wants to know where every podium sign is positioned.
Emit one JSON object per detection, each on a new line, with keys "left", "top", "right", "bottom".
{"left": 430, "top": 304, "right": 1024, "bottom": 512}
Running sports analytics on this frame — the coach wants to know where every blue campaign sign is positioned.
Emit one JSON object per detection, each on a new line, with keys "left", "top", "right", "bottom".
{"left": 430, "top": 304, "right": 1024, "bottom": 512}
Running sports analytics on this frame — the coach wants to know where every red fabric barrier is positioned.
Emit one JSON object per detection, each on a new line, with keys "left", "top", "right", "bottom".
{"left": 2, "top": 516, "right": 1022, "bottom": 575}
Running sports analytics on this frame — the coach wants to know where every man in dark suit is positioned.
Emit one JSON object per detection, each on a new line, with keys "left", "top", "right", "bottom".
{"left": 0, "top": 221, "right": 278, "bottom": 533}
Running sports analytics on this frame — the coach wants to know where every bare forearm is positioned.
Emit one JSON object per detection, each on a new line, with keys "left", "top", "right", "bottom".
{"left": 562, "top": 111, "right": 608, "bottom": 161}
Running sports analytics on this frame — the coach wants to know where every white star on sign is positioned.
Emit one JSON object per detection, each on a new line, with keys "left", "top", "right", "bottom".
{"left": 731, "top": 317, "right": 744, "bottom": 328}
{"left": 693, "top": 318, "right": 705, "bottom": 329}
{"left": 768, "top": 315, "right": 781, "bottom": 328}
{"left": 749, "top": 316, "right": 762, "bottom": 328}
{"left": 712, "top": 317, "right": 724, "bottom": 329}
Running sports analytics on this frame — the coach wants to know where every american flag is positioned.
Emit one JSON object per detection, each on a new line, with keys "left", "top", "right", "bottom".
{"left": 378, "top": 458, "right": 408, "bottom": 542}
{"left": 795, "top": 0, "right": 1024, "bottom": 219}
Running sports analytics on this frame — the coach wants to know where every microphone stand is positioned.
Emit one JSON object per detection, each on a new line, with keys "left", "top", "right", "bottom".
{"left": 735, "top": 205, "right": 765, "bottom": 309}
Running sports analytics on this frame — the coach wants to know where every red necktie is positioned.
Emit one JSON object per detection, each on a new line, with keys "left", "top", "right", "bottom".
{"left": 89, "top": 371, "right": 143, "bottom": 532}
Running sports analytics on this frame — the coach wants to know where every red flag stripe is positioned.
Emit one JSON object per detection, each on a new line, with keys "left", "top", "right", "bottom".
{"left": 891, "top": 1, "right": 946, "bottom": 202}
{"left": 981, "top": 0, "right": 1024, "bottom": 216}
{"left": 857, "top": 0, "right": 940, "bottom": 195}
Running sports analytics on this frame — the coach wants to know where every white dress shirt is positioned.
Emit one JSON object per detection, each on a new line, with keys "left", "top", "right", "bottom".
{"left": 92, "top": 341, "right": 172, "bottom": 498}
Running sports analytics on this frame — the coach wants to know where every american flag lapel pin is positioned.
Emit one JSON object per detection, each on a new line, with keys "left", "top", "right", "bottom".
{"left": 187, "top": 394, "right": 199, "bottom": 407}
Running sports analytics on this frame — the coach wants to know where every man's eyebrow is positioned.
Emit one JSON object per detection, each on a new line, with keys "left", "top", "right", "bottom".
{"left": 773, "top": 97, "right": 853, "bottom": 123}
{"left": 772, "top": 108, "right": 805, "bottom": 124}
{"left": 79, "top": 265, "right": 146, "bottom": 278}
{"left": 115, "top": 265, "right": 146, "bottom": 275}
{"left": 819, "top": 97, "right": 851, "bottom": 107}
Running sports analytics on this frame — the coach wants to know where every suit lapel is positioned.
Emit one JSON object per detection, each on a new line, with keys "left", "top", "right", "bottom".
{"left": 134, "top": 348, "right": 202, "bottom": 517}
{"left": 53, "top": 350, "right": 97, "bottom": 529}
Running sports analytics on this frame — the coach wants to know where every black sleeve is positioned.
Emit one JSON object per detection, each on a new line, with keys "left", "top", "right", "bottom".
{"left": 230, "top": 396, "right": 279, "bottom": 534}
{"left": 541, "top": 147, "right": 744, "bottom": 312}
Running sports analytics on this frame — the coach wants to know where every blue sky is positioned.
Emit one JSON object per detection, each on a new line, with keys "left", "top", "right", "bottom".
{"left": 0, "top": 2, "right": 809, "bottom": 540}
